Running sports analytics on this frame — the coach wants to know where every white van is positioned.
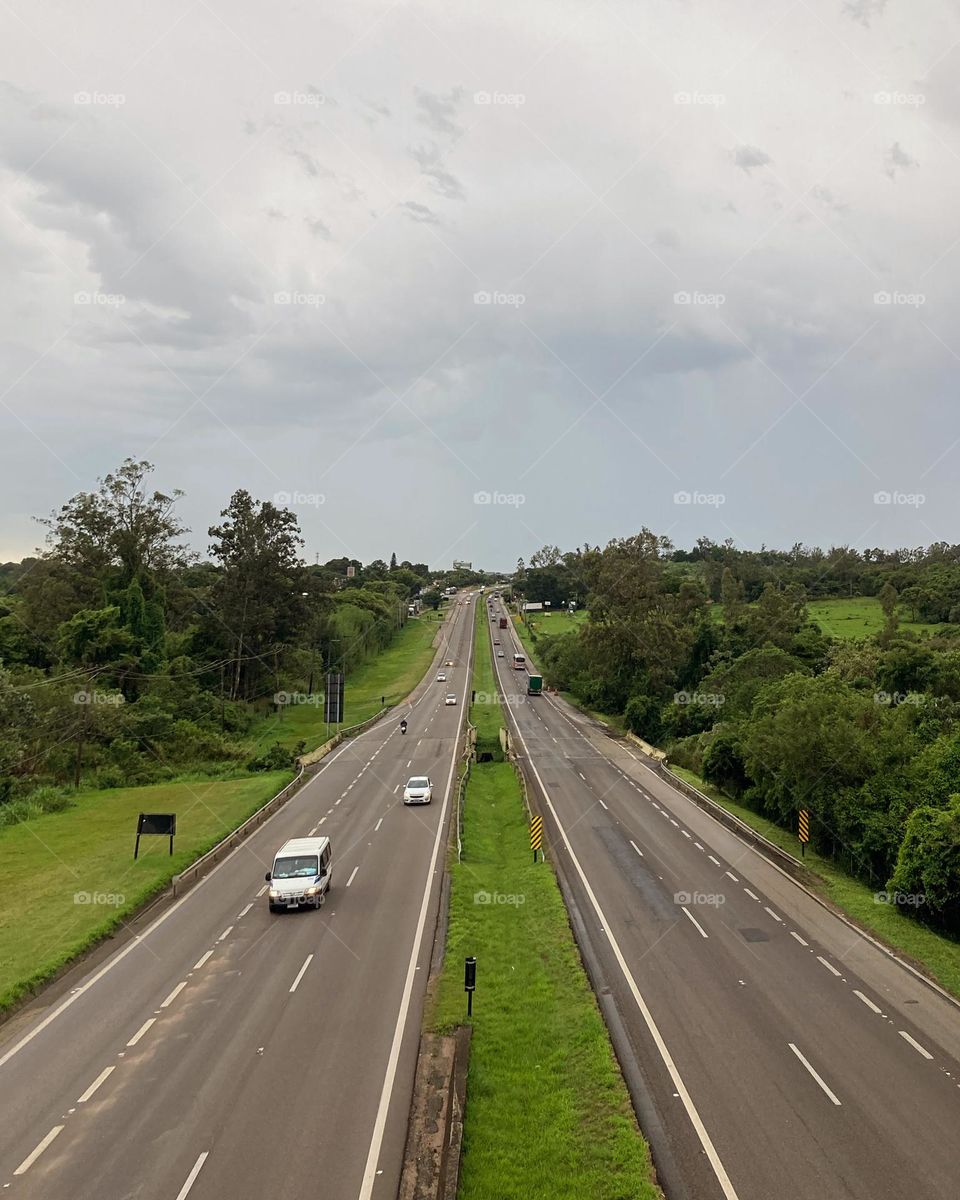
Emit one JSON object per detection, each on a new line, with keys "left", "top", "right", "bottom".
{"left": 265, "top": 836, "right": 332, "bottom": 912}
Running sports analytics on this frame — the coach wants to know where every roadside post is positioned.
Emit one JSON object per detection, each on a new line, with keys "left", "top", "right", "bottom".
{"left": 464, "top": 956, "right": 477, "bottom": 1016}
{"left": 798, "top": 808, "right": 810, "bottom": 857}
{"left": 531, "top": 814, "right": 543, "bottom": 863}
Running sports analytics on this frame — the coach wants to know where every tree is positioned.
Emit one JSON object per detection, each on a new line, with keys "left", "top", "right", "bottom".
{"left": 41, "top": 459, "right": 189, "bottom": 587}
{"left": 389, "top": 552, "right": 397, "bottom": 571}
{"left": 207, "top": 491, "right": 306, "bottom": 700}
{"left": 888, "top": 795, "right": 960, "bottom": 933}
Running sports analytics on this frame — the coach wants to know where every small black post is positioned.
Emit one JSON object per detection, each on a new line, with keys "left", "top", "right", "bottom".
{"left": 464, "top": 955, "right": 476, "bottom": 1017}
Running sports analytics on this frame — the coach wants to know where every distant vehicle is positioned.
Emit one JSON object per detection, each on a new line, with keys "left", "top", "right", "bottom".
{"left": 493, "top": 638, "right": 500, "bottom": 645}
{"left": 513, "top": 653, "right": 526, "bottom": 670}
{"left": 403, "top": 776, "right": 433, "bottom": 805}
{"left": 436, "top": 671, "right": 447, "bottom": 682}
{"left": 499, "top": 616, "right": 508, "bottom": 629}
{"left": 527, "top": 674, "right": 543, "bottom": 695}
{"left": 265, "top": 837, "right": 332, "bottom": 912}
{"left": 497, "top": 650, "right": 504, "bottom": 657}
{"left": 445, "top": 693, "right": 458, "bottom": 705}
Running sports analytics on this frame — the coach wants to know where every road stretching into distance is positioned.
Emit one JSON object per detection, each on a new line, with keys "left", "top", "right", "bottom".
{"left": 489, "top": 596, "right": 960, "bottom": 1200}
{"left": 0, "top": 596, "right": 475, "bottom": 1200}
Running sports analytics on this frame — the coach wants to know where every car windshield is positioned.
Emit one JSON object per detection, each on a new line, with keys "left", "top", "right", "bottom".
{"left": 408, "top": 777, "right": 429, "bottom": 789}
{"left": 273, "top": 854, "right": 319, "bottom": 879}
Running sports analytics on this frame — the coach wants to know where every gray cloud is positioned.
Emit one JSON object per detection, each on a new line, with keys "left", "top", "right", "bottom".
{"left": 884, "top": 141, "right": 918, "bottom": 178}
{"left": 415, "top": 87, "right": 464, "bottom": 137}
{"left": 731, "top": 145, "right": 772, "bottom": 173}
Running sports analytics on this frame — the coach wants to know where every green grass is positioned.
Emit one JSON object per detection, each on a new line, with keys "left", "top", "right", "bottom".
{"left": 667, "top": 765, "right": 960, "bottom": 999}
{"left": 710, "top": 596, "right": 946, "bottom": 640}
{"left": 248, "top": 611, "right": 445, "bottom": 755}
{"left": 0, "top": 773, "right": 288, "bottom": 1012}
{"left": 426, "top": 603, "right": 659, "bottom": 1199}
{"left": 806, "top": 597, "right": 943, "bottom": 639}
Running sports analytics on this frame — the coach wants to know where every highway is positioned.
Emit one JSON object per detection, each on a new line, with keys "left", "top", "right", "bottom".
{"left": 0, "top": 596, "right": 475, "bottom": 1200}
{"left": 488, "top": 596, "right": 960, "bottom": 1200}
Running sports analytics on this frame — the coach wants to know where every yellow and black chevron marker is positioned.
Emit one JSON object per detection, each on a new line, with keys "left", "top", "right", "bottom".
{"left": 531, "top": 814, "right": 543, "bottom": 863}
{"left": 798, "top": 808, "right": 810, "bottom": 856}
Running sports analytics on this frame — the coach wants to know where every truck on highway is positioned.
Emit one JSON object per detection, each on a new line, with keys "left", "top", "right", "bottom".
{"left": 499, "top": 616, "right": 508, "bottom": 629}
{"left": 527, "top": 674, "right": 543, "bottom": 696}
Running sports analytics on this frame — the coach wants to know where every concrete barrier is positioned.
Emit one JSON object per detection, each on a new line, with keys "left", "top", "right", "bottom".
{"left": 398, "top": 1028, "right": 471, "bottom": 1200}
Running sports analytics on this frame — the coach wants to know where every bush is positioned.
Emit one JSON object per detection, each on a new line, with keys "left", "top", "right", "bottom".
{"left": 624, "top": 693, "right": 664, "bottom": 744}
{"left": 246, "top": 741, "right": 301, "bottom": 772}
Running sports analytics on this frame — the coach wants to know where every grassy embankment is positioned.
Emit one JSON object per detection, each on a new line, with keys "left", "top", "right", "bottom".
{"left": 426, "top": 602, "right": 659, "bottom": 1200}
{"left": 0, "top": 609, "right": 447, "bottom": 1014}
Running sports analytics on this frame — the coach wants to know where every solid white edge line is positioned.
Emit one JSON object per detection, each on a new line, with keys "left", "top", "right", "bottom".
{"left": 898, "top": 1030, "right": 933, "bottom": 1059}
{"left": 346, "top": 866, "right": 360, "bottom": 887}
{"left": 817, "top": 955, "right": 842, "bottom": 977}
{"left": 78, "top": 1065, "right": 115, "bottom": 1103}
{"left": 681, "top": 907, "right": 709, "bottom": 938}
{"left": 853, "top": 989, "right": 882, "bottom": 1014}
{"left": 161, "top": 981, "right": 188, "bottom": 1009}
{"left": 0, "top": 727, "right": 371, "bottom": 1070}
{"left": 357, "top": 598, "right": 473, "bottom": 1200}
{"left": 289, "top": 954, "right": 314, "bottom": 994}
{"left": 13, "top": 1125, "right": 64, "bottom": 1175}
{"left": 175, "top": 1151, "right": 210, "bottom": 1200}
{"left": 501, "top": 679, "right": 741, "bottom": 1200}
{"left": 788, "top": 1043, "right": 842, "bottom": 1105}
{"left": 193, "top": 950, "right": 213, "bottom": 970}
{"left": 126, "top": 1018, "right": 155, "bottom": 1047}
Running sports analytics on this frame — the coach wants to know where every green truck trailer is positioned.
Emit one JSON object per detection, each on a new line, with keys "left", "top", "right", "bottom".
{"left": 527, "top": 674, "right": 543, "bottom": 696}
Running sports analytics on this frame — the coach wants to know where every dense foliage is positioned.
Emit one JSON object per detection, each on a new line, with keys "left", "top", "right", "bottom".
{"left": 516, "top": 533, "right": 960, "bottom": 936}
{"left": 0, "top": 460, "right": 469, "bottom": 806}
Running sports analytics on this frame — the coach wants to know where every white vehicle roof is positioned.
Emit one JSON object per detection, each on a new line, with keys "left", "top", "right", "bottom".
{"left": 275, "top": 837, "right": 329, "bottom": 857}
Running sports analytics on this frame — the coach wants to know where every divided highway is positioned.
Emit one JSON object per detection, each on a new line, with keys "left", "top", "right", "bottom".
{"left": 0, "top": 597, "right": 475, "bottom": 1200}
{"left": 489, "top": 597, "right": 960, "bottom": 1200}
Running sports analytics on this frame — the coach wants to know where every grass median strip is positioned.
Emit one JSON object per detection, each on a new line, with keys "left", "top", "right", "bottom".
{"left": 426, "top": 602, "right": 659, "bottom": 1199}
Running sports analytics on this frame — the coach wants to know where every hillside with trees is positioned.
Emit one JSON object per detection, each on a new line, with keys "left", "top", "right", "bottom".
{"left": 515, "top": 534, "right": 960, "bottom": 937}
{"left": 0, "top": 460, "right": 441, "bottom": 812}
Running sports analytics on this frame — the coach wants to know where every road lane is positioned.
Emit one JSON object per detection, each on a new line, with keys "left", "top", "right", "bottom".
{"left": 0, "top": 595, "right": 475, "bottom": 1199}
{"left": 491, "top": 599, "right": 960, "bottom": 1200}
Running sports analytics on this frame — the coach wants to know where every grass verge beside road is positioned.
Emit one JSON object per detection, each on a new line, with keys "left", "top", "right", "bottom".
{"left": 0, "top": 773, "right": 288, "bottom": 1013}
{"left": 668, "top": 764, "right": 960, "bottom": 999}
{"left": 426, "top": 602, "right": 659, "bottom": 1199}
{"left": 249, "top": 610, "right": 445, "bottom": 755}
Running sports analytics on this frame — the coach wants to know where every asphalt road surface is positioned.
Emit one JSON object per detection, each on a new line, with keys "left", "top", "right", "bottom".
{"left": 489, "top": 597, "right": 960, "bottom": 1200}
{"left": 0, "top": 597, "right": 475, "bottom": 1200}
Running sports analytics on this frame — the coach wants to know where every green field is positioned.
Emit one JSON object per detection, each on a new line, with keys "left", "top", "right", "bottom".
{"left": 426, "top": 602, "right": 658, "bottom": 1199}
{"left": 248, "top": 610, "right": 444, "bottom": 755}
{"left": 522, "top": 609, "right": 588, "bottom": 638}
{"left": 667, "top": 765, "right": 960, "bottom": 999}
{"left": 0, "top": 773, "right": 288, "bottom": 1012}
{"left": 710, "top": 596, "right": 946, "bottom": 640}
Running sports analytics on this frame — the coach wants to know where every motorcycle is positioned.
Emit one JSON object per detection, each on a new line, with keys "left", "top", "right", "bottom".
{"left": 400, "top": 720, "right": 407, "bottom": 735}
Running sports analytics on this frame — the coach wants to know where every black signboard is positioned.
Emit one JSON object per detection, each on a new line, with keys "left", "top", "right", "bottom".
{"left": 135, "top": 812, "right": 176, "bottom": 858}
{"left": 324, "top": 672, "right": 345, "bottom": 724}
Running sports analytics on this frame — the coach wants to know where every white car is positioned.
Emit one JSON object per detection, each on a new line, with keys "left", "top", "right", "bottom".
{"left": 436, "top": 671, "right": 447, "bottom": 682}
{"left": 445, "top": 693, "right": 457, "bottom": 705}
{"left": 497, "top": 650, "right": 504, "bottom": 657}
{"left": 403, "top": 776, "right": 433, "bottom": 805}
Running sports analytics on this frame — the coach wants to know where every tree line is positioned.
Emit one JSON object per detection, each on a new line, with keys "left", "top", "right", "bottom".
{"left": 0, "top": 460, "right": 453, "bottom": 813}
{"left": 515, "top": 534, "right": 960, "bottom": 936}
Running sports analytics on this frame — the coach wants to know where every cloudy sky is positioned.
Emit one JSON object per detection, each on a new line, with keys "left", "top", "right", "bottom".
{"left": 2, "top": 0, "right": 959, "bottom": 571}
